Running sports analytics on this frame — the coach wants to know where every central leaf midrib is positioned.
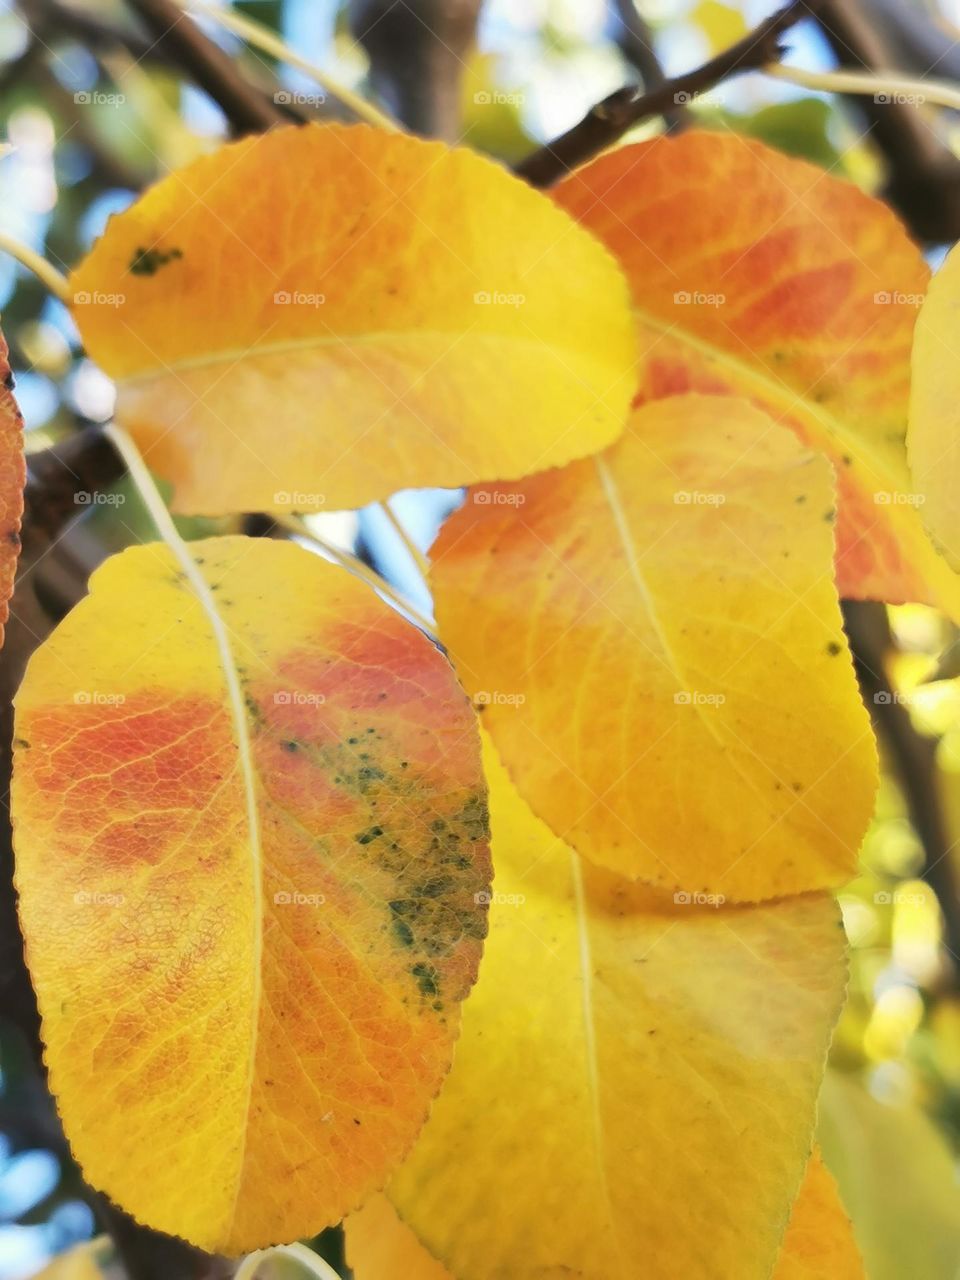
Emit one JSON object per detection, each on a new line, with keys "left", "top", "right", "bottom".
{"left": 179, "top": 551, "right": 264, "bottom": 1240}
{"left": 115, "top": 329, "right": 610, "bottom": 386}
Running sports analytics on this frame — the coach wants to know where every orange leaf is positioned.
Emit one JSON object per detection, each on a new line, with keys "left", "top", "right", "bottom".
{"left": 68, "top": 123, "right": 636, "bottom": 516}
{"left": 551, "top": 130, "right": 960, "bottom": 614}
{"left": 0, "top": 330, "right": 24, "bottom": 649}
{"left": 12, "top": 536, "right": 490, "bottom": 1253}
{"left": 431, "top": 394, "right": 876, "bottom": 899}
{"left": 774, "top": 1150, "right": 863, "bottom": 1280}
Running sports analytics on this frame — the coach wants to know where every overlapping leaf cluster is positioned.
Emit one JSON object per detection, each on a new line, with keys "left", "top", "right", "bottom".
{"left": 7, "top": 120, "right": 959, "bottom": 1276}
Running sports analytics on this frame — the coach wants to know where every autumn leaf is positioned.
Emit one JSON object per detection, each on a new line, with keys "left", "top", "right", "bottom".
{"left": 346, "top": 1194, "right": 450, "bottom": 1280}
{"left": 343, "top": 738, "right": 848, "bottom": 1280}
{"left": 774, "top": 1150, "right": 863, "bottom": 1280}
{"left": 12, "top": 535, "right": 491, "bottom": 1254}
{"left": 347, "top": 1153, "right": 863, "bottom": 1280}
{"left": 0, "top": 327, "right": 25, "bottom": 649}
{"left": 33, "top": 1240, "right": 114, "bottom": 1280}
{"left": 551, "top": 130, "right": 960, "bottom": 614}
{"left": 431, "top": 393, "right": 876, "bottom": 900}
{"left": 67, "top": 123, "right": 636, "bottom": 516}
{"left": 908, "top": 241, "right": 960, "bottom": 567}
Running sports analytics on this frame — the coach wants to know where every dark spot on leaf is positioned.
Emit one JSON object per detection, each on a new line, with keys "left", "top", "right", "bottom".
{"left": 355, "top": 825, "right": 383, "bottom": 845}
{"left": 129, "top": 245, "right": 183, "bottom": 276}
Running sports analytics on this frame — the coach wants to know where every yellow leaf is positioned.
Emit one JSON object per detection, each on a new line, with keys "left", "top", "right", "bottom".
{"left": 358, "top": 738, "right": 848, "bottom": 1280}
{"left": 689, "top": 0, "right": 748, "bottom": 55}
{"left": 774, "top": 1150, "right": 863, "bottom": 1280}
{"left": 347, "top": 1157, "right": 863, "bottom": 1280}
{"left": 0, "top": 327, "right": 25, "bottom": 649}
{"left": 68, "top": 123, "right": 635, "bottom": 516}
{"left": 32, "top": 1239, "right": 112, "bottom": 1280}
{"left": 12, "top": 536, "right": 491, "bottom": 1254}
{"left": 431, "top": 394, "right": 877, "bottom": 900}
{"left": 909, "top": 241, "right": 960, "bottom": 567}
{"left": 346, "top": 1150, "right": 862, "bottom": 1280}
{"left": 552, "top": 131, "right": 960, "bottom": 615}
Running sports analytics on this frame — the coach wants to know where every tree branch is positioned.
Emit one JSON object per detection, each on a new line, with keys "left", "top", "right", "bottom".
{"left": 610, "top": 0, "right": 688, "bottom": 131}
{"left": 125, "top": 0, "right": 286, "bottom": 134}
{"left": 843, "top": 601, "right": 960, "bottom": 977}
{"left": 814, "top": 0, "right": 960, "bottom": 243}
{"left": 349, "top": 0, "right": 482, "bottom": 139}
{"left": 516, "top": 0, "right": 820, "bottom": 187}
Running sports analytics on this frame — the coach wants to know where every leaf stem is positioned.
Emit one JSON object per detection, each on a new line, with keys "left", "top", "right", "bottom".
{"left": 176, "top": 0, "right": 401, "bottom": 133}
{"left": 378, "top": 498, "right": 431, "bottom": 581}
{"left": 234, "top": 1242, "right": 344, "bottom": 1280}
{"left": 764, "top": 62, "right": 960, "bottom": 111}
{"left": 275, "top": 514, "right": 436, "bottom": 637}
{"left": 0, "top": 231, "right": 69, "bottom": 302}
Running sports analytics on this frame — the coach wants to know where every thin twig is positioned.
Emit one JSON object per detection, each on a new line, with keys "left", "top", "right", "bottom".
{"left": 275, "top": 515, "right": 436, "bottom": 638}
{"left": 126, "top": 0, "right": 284, "bottom": 134}
{"left": 379, "top": 498, "right": 431, "bottom": 582}
{"left": 610, "top": 0, "right": 688, "bottom": 131}
{"left": 0, "top": 231, "right": 69, "bottom": 301}
{"left": 177, "top": 0, "right": 400, "bottom": 132}
{"left": 515, "top": 0, "right": 821, "bottom": 186}
{"left": 766, "top": 62, "right": 960, "bottom": 111}
{"left": 843, "top": 601, "right": 960, "bottom": 982}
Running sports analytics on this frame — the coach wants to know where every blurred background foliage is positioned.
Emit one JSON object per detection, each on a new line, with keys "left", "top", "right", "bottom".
{"left": 2, "top": 0, "right": 960, "bottom": 1276}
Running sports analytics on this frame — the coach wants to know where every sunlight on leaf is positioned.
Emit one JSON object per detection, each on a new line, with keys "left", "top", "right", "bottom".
{"left": 12, "top": 536, "right": 491, "bottom": 1253}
